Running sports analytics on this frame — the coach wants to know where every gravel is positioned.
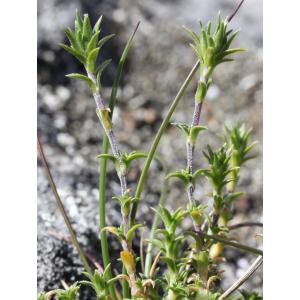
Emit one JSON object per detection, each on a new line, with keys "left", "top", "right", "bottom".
{"left": 38, "top": 0, "right": 262, "bottom": 296}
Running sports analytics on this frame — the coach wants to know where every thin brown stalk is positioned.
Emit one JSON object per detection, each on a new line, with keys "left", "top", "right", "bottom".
{"left": 228, "top": 0, "right": 246, "bottom": 23}
{"left": 219, "top": 255, "right": 263, "bottom": 299}
{"left": 228, "top": 222, "right": 263, "bottom": 230}
{"left": 149, "top": 251, "right": 161, "bottom": 278}
{"left": 37, "top": 135, "right": 92, "bottom": 275}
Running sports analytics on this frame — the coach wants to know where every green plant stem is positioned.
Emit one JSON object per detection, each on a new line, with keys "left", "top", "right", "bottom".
{"left": 130, "top": 60, "right": 200, "bottom": 226}
{"left": 228, "top": 222, "right": 263, "bottom": 230}
{"left": 99, "top": 137, "right": 117, "bottom": 300}
{"left": 196, "top": 231, "right": 263, "bottom": 256}
{"left": 37, "top": 136, "right": 93, "bottom": 276}
{"left": 219, "top": 255, "right": 263, "bottom": 300}
{"left": 122, "top": 265, "right": 130, "bottom": 298}
{"left": 144, "top": 177, "right": 168, "bottom": 277}
{"left": 98, "top": 22, "right": 140, "bottom": 300}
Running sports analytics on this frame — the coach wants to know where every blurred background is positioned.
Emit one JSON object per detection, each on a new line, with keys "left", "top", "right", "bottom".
{"left": 37, "top": 0, "right": 262, "bottom": 297}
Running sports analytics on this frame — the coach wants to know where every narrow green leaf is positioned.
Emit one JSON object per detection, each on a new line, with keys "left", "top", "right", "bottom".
{"left": 86, "top": 31, "right": 100, "bottom": 54}
{"left": 127, "top": 224, "right": 144, "bottom": 241}
{"left": 244, "top": 141, "right": 258, "bottom": 154}
{"left": 219, "top": 58, "right": 235, "bottom": 64}
{"left": 171, "top": 122, "right": 190, "bottom": 138}
{"left": 75, "top": 10, "right": 83, "bottom": 31}
{"left": 82, "top": 14, "right": 92, "bottom": 42}
{"left": 86, "top": 47, "right": 100, "bottom": 73}
{"left": 183, "top": 26, "right": 200, "bottom": 47}
{"left": 126, "top": 152, "right": 148, "bottom": 163}
{"left": 97, "top": 153, "right": 117, "bottom": 163}
{"left": 201, "top": 30, "right": 208, "bottom": 53}
{"left": 98, "top": 34, "right": 115, "bottom": 50}
{"left": 192, "top": 168, "right": 207, "bottom": 180}
{"left": 189, "top": 125, "right": 207, "bottom": 143}
{"left": 222, "top": 48, "right": 246, "bottom": 57}
{"left": 206, "top": 21, "right": 212, "bottom": 35}
{"left": 166, "top": 171, "right": 189, "bottom": 185}
{"left": 189, "top": 43, "right": 201, "bottom": 60}
{"left": 59, "top": 44, "right": 86, "bottom": 64}
{"left": 93, "top": 15, "right": 103, "bottom": 33}
{"left": 226, "top": 30, "right": 239, "bottom": 47}
{"left": 65, "top": 28, "right": 82, "bottom": 51}
{"left": 66, "top": 73, "right": 90, "bottom": 83}
{"left": 96, "top": 59, "right": 112, "bottom": 78}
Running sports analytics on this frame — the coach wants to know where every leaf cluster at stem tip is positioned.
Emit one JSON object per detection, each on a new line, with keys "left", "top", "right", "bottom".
{"left": 60, "top": 11, "right": 114, "bottom": 92}
{"left": 184, "top": 13, "right": 245, "bottom": 102}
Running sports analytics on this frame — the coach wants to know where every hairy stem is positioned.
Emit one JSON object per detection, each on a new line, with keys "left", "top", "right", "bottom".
{"left": 37, "top": 136, "right": 92, "bottom": 276}
{"left": 130, "top": 60, "right": 200, "bottom": 226}
{"left": 88, "top": 72, "right": 128, "bottom": 195}
{"left": 186, "top": 101, "right": 203, "bottom": 205}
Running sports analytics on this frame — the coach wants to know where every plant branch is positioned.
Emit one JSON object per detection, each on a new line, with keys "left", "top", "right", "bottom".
{"left": 228, "top": 222, "right": 263, "bottom": 230}
{"left": 218, "top": 255, "right": 263, "bottom": 299}
{"left": 37, "top": 135, "right": 92, "bottom": 276}
{"left": 195, "top": 231, "right": 263, "bottom": 256}
{"left": 88, "top": 72, "right": 128, "bottom": 197}
{"left": 130, "top": 60, "right": 200, "bottom": 225}
{"left": 228, "top": 0, "right": 246, "bottom": 23}
{"left": 98, "top": 22, "right": 140, "bottom": 299}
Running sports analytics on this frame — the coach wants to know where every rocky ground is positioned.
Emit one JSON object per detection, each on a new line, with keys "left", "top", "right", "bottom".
{"left": 37, "top": 0, "right": 263, "bottom": 297}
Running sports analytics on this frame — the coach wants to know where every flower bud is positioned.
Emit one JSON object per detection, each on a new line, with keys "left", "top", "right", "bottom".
{"left": 209, "top": 242, "right": 224, "bottom": 259}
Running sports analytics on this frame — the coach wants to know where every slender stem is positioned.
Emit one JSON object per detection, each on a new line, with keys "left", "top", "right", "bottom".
{"left": 219, "top": 255, "right": 263, "bottom": 300}
{"left": 228, "top": 222, "right": 263, "bottom": 230}
{"left": 98, "top": 23, "right": 140, "bottom": 299}
{"left": 191, "top": 101, "right": 203, "bottom": 127}
{"left": 144, "top": 177, "right": 168, "bottom": 276}
{"left": 37, "top": 136, "right": 93, "bottom": 276}
{"left": 88, "top": 73, "right": 128, "bottom": 196}
{"left": 186, "top": 101, "right": 203, "bottom": 205}
{"left": 97, "top": 22, "right": 140, "bottom": 299}
{"left": 99, "top": 137, "right": 117, "bottom": 300}
{"left": 122, "top": 265, "right": 130, "bottom": 298}
{"left": 228, "top": 0, "right": 246, "bottom": 23}
{"left": 196, "top": 231, "right": 263, "bottom": 256}
{"left": 130, "top": 60, "right": 200, "bottom": 225}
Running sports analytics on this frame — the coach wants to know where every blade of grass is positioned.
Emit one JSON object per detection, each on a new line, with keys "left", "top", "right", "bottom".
{"left": 130, "top": 60, "right": 200, "bottom": 225}
{"left": 98, "top": 21, "right": 140, "bottom": 300}
{"left": 37, "top": 135, "right": 93, "bottom": 276}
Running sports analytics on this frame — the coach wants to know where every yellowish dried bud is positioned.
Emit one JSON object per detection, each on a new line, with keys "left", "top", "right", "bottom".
{"left": 209, "top": 242, "right": 224, "bottom": 259}
{"left": 120, "top": 250, "right": 135, "bottom": 274}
